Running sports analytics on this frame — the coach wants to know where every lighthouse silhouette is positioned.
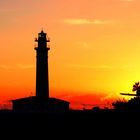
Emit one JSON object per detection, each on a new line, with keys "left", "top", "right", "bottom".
{"left": 35, "top": 30, "right": 50, "bottom": 98}
{"left": 12, "top": 30, "right": 69, "bottom": 112}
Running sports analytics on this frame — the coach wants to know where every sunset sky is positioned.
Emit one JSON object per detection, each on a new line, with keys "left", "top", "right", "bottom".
{"left": 0, "top": 0, "right": 140, "bottom": 109}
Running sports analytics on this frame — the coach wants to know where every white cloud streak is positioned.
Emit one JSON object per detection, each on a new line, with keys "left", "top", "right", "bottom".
{"left": 66, "top": 64, "right": 114, "bottom": 69}
{"left": 66, "top": 64, "right": 136, "bottom": 70}
{"left": 120, "top": 0, "right": 134, "bottom": 2}
{"left": 0, "top": 64, "right": 35, "bottom": 70}
{"left": 17, "top": 64, "right": 35, "bottom": 69}
{"left": 60, "top": 19, "right": 115, "bottom": 25}
{"left": 77, "top": 41, "right": 89, "bottom": 49}
{"left": 0, "top": 65, "right": 12, "bottom": 70}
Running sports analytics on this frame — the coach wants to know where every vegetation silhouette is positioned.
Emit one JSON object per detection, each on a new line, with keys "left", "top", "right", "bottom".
{"left": 132, "top": 81, "right": 140, "bottom": 96}
{"left": 113, "top": 81, "right": 140, "bottom": 112}
{"left": 112, "top": 97, "right": 140, "bottom": 112}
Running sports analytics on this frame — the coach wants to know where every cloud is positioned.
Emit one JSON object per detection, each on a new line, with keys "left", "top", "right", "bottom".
{"left": 66, "top": 64, "right": 137, "bottom": 70}
{"left": 66, "top": 64, "right": 114, "bottom": 69}
{"left": 60, "top": 93, "right": 114, "bottom": 109}
{"left": 0, "top": 64, "right": 34, "bottom": 70}
{"left": 77, "top": 41, "right": 89, "bottom": 49}
{"left": 60, "top": 19, "right": 114, "bottom": 25}
{"left": 0, "top": 65, "right": 12, "bottom": 70}
{"left": 101, "top": 93, "right": 118, "bottom": 101}
{"left": 120, "top": 0, "right": 134, "bottom": 2}
{"left": 17, "top": 64, "right": 35, "bottom": 69}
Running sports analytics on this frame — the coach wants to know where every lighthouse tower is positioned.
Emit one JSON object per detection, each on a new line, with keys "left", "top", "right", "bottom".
{"left": 35, "top": 30, "right": 50, "bottom": 98}
{"left": 12, "top": 30, "right": 69, "bottom": 112}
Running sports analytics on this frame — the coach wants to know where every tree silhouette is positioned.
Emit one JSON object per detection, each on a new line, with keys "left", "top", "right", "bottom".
{"left": 112, "top": 82, "right": 140, "bottom": 111}
{"left": 112, "top": 99, "right": 127, "bottom": 110}
{"left": 132, "top": 82, "right": 140, "bottom": 96}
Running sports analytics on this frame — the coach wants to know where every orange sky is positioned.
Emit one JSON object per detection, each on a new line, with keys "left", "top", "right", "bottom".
{"left": 0, "top": 0, "right": 140, "bottom": 109}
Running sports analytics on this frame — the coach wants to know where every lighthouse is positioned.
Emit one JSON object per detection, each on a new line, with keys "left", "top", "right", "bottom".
{"left": 12, "top": 30, "right": 69, "bottom": 112}
{"left": 35, "top": 30, "right": 50, "bottom": 98}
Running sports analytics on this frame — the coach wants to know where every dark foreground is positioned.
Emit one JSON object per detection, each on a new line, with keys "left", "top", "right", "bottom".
{"left": 0, "top": 109, "right": 139, "bottom": 138}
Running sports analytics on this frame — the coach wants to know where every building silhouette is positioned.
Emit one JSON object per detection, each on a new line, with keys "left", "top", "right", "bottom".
{"left": 12, "top": 30, "right": 69, "bottom": 112}
{"left": 35, "top": 30, "right": 50, "bottom": 98}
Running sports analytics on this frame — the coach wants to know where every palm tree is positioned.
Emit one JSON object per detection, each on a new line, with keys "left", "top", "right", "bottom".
{"left": 132, "top": 82, "right": 140, "bottom": 96}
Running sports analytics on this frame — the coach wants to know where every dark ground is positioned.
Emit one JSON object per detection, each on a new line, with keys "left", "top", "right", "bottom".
{"left": 0, "top": 109, "right": 139, "bottom": 138}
